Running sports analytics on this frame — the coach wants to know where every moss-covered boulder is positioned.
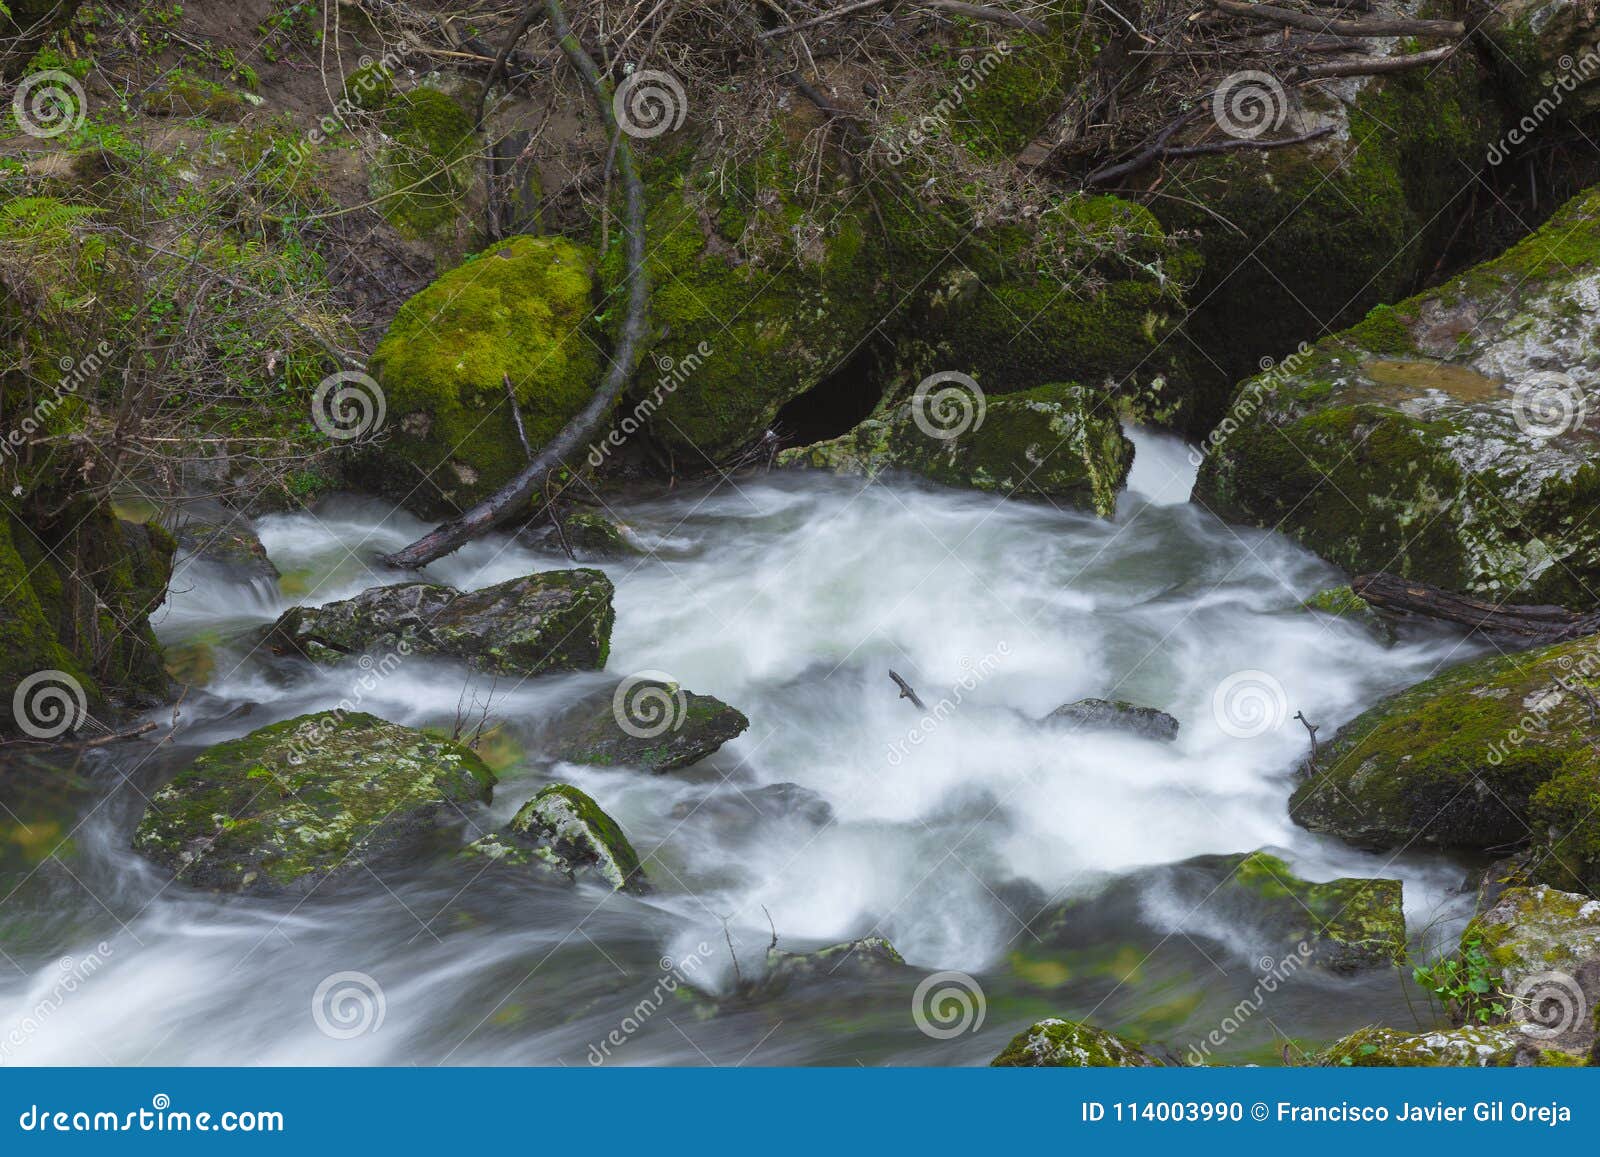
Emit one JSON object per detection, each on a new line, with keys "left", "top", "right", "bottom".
{"left": 370, "top": 86, "right": 476, "bottom": 242}
{"left": 1317, "top": 1025, "right": 1524, "bottom": 1067}
{"left": 1467, "top": 885, "right": 1600, "bottom": 1055}
{"left": 1472, "top": 0, "right": 1600, "bottom": 123}
{"left": 173, "top": 514, "right": 278, "bottom": 581}
{"left": 1195, "top": 184, "right": 1600, "bottom": 605}
{"left": 364, "top": 235, "right": 601, "bottom": 516}
{"left": 1165, "top": 851, "right": 1405, "bottom": 972}
{"left": 1288, "top": 634, "right": 1600, "bottom": 891}
{"left": 1157, "top": 42, "right": 1499, "bottom": 432}
{"left": 991, "top": 1017, "right": 1162, "bottom": 1067}
{"left": 1042, "top": 697, "right": 1179, "bottom": 742}
{"left": 142, "top": 70, "right": 246, "bottom": 120}
{"left": 265, "top": 569, "right": 614, "bottom": 676}
{"left": 777, "top": 383, "right": 1132, "bottom": 517}
{"left": 463, "top": 784, "right": 646, "bottom": 893}
{"left": 132, "top": 712, "right": 495, "bottom": 894}
{"left": 551, "top": 677, "right": 749, "bottom": 772}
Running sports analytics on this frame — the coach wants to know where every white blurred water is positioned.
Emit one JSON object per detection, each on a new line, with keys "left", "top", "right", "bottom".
{"left": 0, "top": 429, "right": 1486, "bottom": 1065}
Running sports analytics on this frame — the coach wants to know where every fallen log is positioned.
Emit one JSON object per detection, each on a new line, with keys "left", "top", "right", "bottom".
{"left": 1212, "top": 0, "right": 1465, "bottom": 38}
{"left": 1351, "top": 573, "right": 1600, "bottom": 644}
{"left": 382, "top": 0, "right": 650, "bottom": 569}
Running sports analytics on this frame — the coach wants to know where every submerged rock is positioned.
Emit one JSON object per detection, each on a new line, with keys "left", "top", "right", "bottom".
{"left": 670, "top": 782, "right": 834, "bottom": 829}
{"left": 991, "top": 1017, "right": 1162, "bottom": 1067}
{"left": 1158, "top": 851, "right": 1405, "bottom": 972}
{"left": 1288, "top": 633, "right": 1600, "bottom": 893}
{"left": 132, "top": 711, "right": 495, "bottom": 894}
{"left": 524, "top": 512, "right": 639, "bottom": 561}
{"left": 264, "top": 569, "right": 614, "bottom": 677}
{"left": 463, "top": 784, "right": 646, "bottom": 894}
{"left": 551, "top": 677, "right": 749, "bottom": 772}
{"left": 778, "top": 383, "right": 1133, "bottom": 517}
{"left": 1042, "top": 697, "right": 1179, "bottom": 742}
{"left": 1195, "top": 185, "right": 1600, "bottom": 606}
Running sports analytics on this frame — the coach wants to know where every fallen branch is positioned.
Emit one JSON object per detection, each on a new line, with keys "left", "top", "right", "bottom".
{"left": 1212, "top": 0, "right": 1464, "bottom": 38}
{"left": 923, "top": 1, "right": 1049, "bottom": 34}
{"left": 889, "top": 670, "right": 927, "bottom": 711}
{"left": 1351, "top": 573, "right": 1600, "bottom": 644}
{"left": 382, "top": 0, "right": 651, "bottom": 569}
{"left": 758, "top": 0, "right": 895, "bottom": 39}
{"left": 1083, "top": 105, "right": 1332, "bottom": 187}
{"left": 1297, "top": 44, "right": 1455, "bottom": 79}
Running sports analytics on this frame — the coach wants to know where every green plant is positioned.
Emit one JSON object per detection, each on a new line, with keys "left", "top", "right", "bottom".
{"left": 1411, "top": 938, "right": 1508, "bottom": 1025}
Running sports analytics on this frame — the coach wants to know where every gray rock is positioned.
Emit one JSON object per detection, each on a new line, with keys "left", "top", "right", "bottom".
{"left": 670, "top": 782, "right": 834, "bottom": 828}
{"left": 462, "top": 784, "right": 647, "bottom": 894}
{"left": 991, "top": 1018, "right": 1162, "bottom": 1067}
{"left": 551, "top": 677, "right": 749, "bottom": 772}
{"left": 263, "top": 568, "right": 614, "bottom": 676}
{"left": 1042, "top": 697, "right": 1179, "bottom": 742}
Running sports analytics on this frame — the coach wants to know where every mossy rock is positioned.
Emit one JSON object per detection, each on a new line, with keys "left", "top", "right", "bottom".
{"left": 1317, "top": 1025, "right": 1522, "bottom": 1067}
{"left": 364, "top": 235, "right": 602, "bottom": 515}
{"left": 524, "top": 512, "right": 638, "bottom": 561}
{"left": 463, "top": 784, "right": 646, "bottom": 893}
{"left": 1464, "top": 885, "right": 1600, "bottom": 1056}
{"left": 777, "top": 382, "right": 1132, "bottom": 517}
{"left": 132, "top": 712, "right": 495, "bottom": 894}
{"left": 1163, "top": 851, "right": 1405, "bottom": 972}
{"left": 173, "top": 515, "right": 278, "bottom": 580}
{"left": 370, "top": 86, "right": 476, "bottom": 241}
{"left": 551, "top": 678, "right": 749, "bottom": 772}
{"left": 1302, "top": 585, "right": 1392, "bottom": 641}
{"left": 264, "top": 568, "right": 615, "bottom": 676}
{"left": 1289, "top": 634, "right": 1600, "bottom": 880}
{"left": 1195, "top": 183, "right": 1600, "bottom": 606}
{"left": 934, "top": 196, "right": 1200, "bottom": 424}
{"left": 991, "top": 1017, "right": 1162, "bottom": 1067}
{"left": 143, "top": 70, "right": 246, "bottom": 120}
{"left": 1157, "top": 45, "right": 1499, "bottom": 433}
{"left": 1471, "top": 0, "right": 1600, "bottom": 121}
{"left": 342, "top": 60, "right": 396, "bottom": 112}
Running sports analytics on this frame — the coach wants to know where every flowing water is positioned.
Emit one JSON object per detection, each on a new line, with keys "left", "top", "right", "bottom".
{"left": 0, "top": 430, "right": 1490, "bottom": 1066}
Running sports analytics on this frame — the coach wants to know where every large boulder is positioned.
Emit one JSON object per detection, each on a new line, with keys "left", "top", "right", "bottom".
{"left": 1467, "top": 885, "right": 1600, "bottom": 1056}
{"left": 362, "top": 235, "right": 601, "bottom": 516}
{"left": 550, "top": 677, "right": 749, "bottom": 772}
{"left": 1288, "top": 634, "right": 1600, "bottom": 892}
{"left": 991, "top": 1018, "right": 1162, "bottom": 1067}
{"left": 264, "top": 569, "right": 614, "bottom": 677}
{"left": 1195, "top": 184, "right": 1600, "bottom": 606}
{"left": 777, "top": 383, "right": 1133, "bottom": 517}
{"left": 1155, "top": 25, "right": 1500, "bottom": 432}
{"left": 463, "top": 784, "right": 647, "bottom": 893}
{"left": 132, "top": 712, "right": 495, "bottom": 894}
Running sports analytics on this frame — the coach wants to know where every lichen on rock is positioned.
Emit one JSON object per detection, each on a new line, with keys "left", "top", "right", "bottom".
{"left": 463, "top": 784, "right": 647, "bottom": 893}
{"left": 132, "top": 711, "right": 495, "bottom": 894}
{"left": 990, "top": 1017, "right": 1162, "bottom": 1067}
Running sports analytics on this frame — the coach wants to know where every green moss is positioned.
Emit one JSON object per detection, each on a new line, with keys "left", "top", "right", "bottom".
{"left": 990, "top": 1017, "right": 1161, "bottom": 1067}
{"left": 1291, "top": 635, "right": 1600, "bottom": 865}
{"left": 1346, "top": 304, "right": 1418, "bottom": 356}
{"left": 342, "top": 60, "right": 396, "bottom": 111}
{"left": 365, "top": 235, "right": 601, "bottom": 515}
{"left": 370, "top": 87, "right": 476, "bottom": 240}
{"left": 143, "top": 70, "right": 246, "bottom": 120}
{"left": 504, "top": 783, "right": 647, "bottom": 893}
{"left": 132, "top": 712, "right": 495, "bottom": 893}
{"left": 1318, "top": 1025, "right": 1520, "bottom": 1067}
